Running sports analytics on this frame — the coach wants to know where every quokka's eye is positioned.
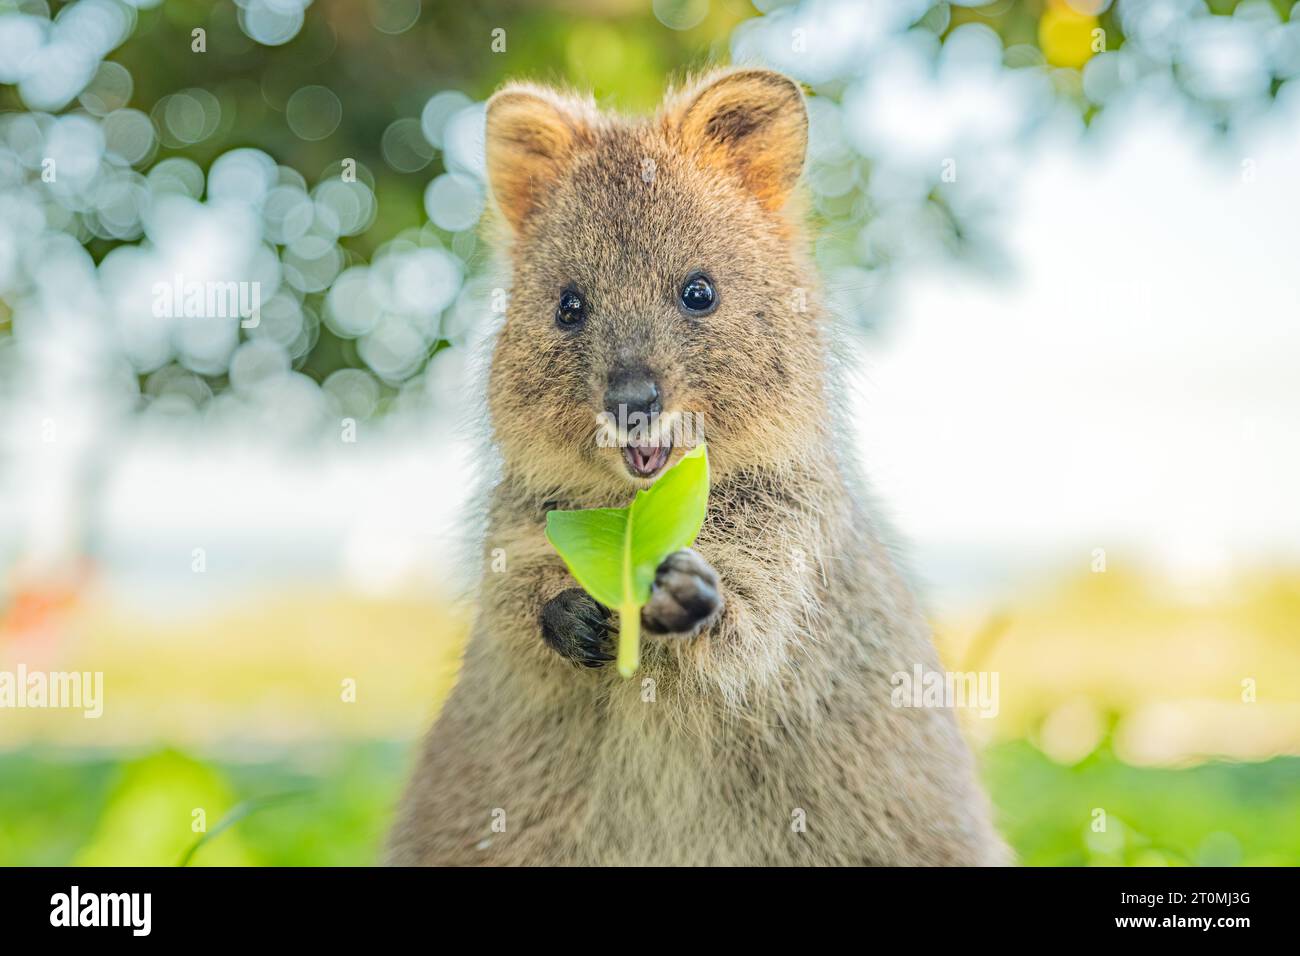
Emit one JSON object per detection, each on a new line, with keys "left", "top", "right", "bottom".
{"left": 679, "top": 273, "right": 717, "bottom": 315}
{"left": 556, "top": 288, "right": 586, "bottom": 329}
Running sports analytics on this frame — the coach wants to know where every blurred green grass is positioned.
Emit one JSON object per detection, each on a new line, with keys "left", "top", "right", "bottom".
{"left": 0, "top": 744, "right": 407, "bottom": 866}
{"left": 3, "top": 740, "right": 1297, "bottom": 866}
{"left": 985, "top": 742, "right": 1300, "bottom": 866}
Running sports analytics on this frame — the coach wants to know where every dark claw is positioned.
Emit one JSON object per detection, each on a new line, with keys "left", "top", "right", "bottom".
{"left": 642, "top": 548, "right": 724, "bottom": 636}
{"left": 541, "top": 588, "right": 614, "bottom": 667}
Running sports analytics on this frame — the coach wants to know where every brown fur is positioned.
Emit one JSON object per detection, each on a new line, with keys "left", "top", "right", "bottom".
{"left": 387, "top": 69, "right": 1007, "bottom": 866}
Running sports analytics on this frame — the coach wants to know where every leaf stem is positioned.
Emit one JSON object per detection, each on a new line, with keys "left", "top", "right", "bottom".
{"left": 617, "top": 603, "right": 640, "bottom": 678}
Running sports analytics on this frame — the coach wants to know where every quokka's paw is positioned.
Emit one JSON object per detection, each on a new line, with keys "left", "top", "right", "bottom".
{"left": 642, "top": 548, "right": 724, "bottom": 637}
{"left": 541, "top": 588, "right": 615, "bottom": 667}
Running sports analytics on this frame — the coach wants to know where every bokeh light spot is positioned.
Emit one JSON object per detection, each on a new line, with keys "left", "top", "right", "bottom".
{"left": 286, "top": 85, "right": 342, "bottom": 141}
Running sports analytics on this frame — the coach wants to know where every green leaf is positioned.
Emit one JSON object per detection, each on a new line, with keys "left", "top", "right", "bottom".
{"left": 176, "top": 790, "right": 309, "bottom": 867}
{"left": 545, "top": 444, "right": 710, "bottom": 677}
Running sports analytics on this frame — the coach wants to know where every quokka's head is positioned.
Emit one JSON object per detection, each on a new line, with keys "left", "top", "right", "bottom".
{"left": 485, "top": 69, "right": 826, "bottom": 497}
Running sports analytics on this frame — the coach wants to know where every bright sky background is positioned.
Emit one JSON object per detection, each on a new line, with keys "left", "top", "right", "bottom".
{"left": 855, "top": 90, "right": 1300, "bottom": 604}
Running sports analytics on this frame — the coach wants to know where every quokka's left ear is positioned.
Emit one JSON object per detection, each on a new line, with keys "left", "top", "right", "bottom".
{"left": 668, "top": 69, "right": 808, "bottom": 211}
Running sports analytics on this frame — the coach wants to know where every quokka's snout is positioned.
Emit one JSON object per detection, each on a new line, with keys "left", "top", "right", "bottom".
{"left": 603, "top": 363, "right": 661, "bottom": 424}
{"left": 601, "top": 362, "right": 673, "bottom": 477}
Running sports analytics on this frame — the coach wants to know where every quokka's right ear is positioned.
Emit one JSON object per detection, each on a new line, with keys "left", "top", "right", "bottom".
{"left": 484, "top": 84, "right": 593, "bottom": 233}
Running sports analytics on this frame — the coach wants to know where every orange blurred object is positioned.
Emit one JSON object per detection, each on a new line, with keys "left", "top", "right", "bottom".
{"left": 1, "top": 559, "right": 94, "bottom": 646}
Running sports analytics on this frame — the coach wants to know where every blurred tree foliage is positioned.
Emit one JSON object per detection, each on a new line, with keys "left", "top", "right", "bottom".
{"left": 2, "top": 0, "right": 753, "bottom": 267}
{"left": 0, "top": 0, "right": 754, "bottom": 390}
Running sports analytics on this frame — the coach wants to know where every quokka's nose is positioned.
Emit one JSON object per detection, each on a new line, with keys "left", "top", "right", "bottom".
{"left": 604, "top": 367, "right": 661, "bottom": 422}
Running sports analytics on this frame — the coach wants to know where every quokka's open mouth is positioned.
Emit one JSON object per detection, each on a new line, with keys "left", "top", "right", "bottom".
{"left": 622, "top": 438, "right": 672, "bottom": 479}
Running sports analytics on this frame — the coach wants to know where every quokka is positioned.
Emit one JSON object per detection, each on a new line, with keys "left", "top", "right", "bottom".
{"left": 388, "top": 68, "right": 1007, "bottom": 866}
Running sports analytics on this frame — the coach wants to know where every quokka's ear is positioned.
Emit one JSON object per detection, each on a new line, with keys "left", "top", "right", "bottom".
{"left": 485, "top": 84, "right": 593, "bottom": 232}
{"left": 671, "top": 69, "right": 807, "bottom": 211}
